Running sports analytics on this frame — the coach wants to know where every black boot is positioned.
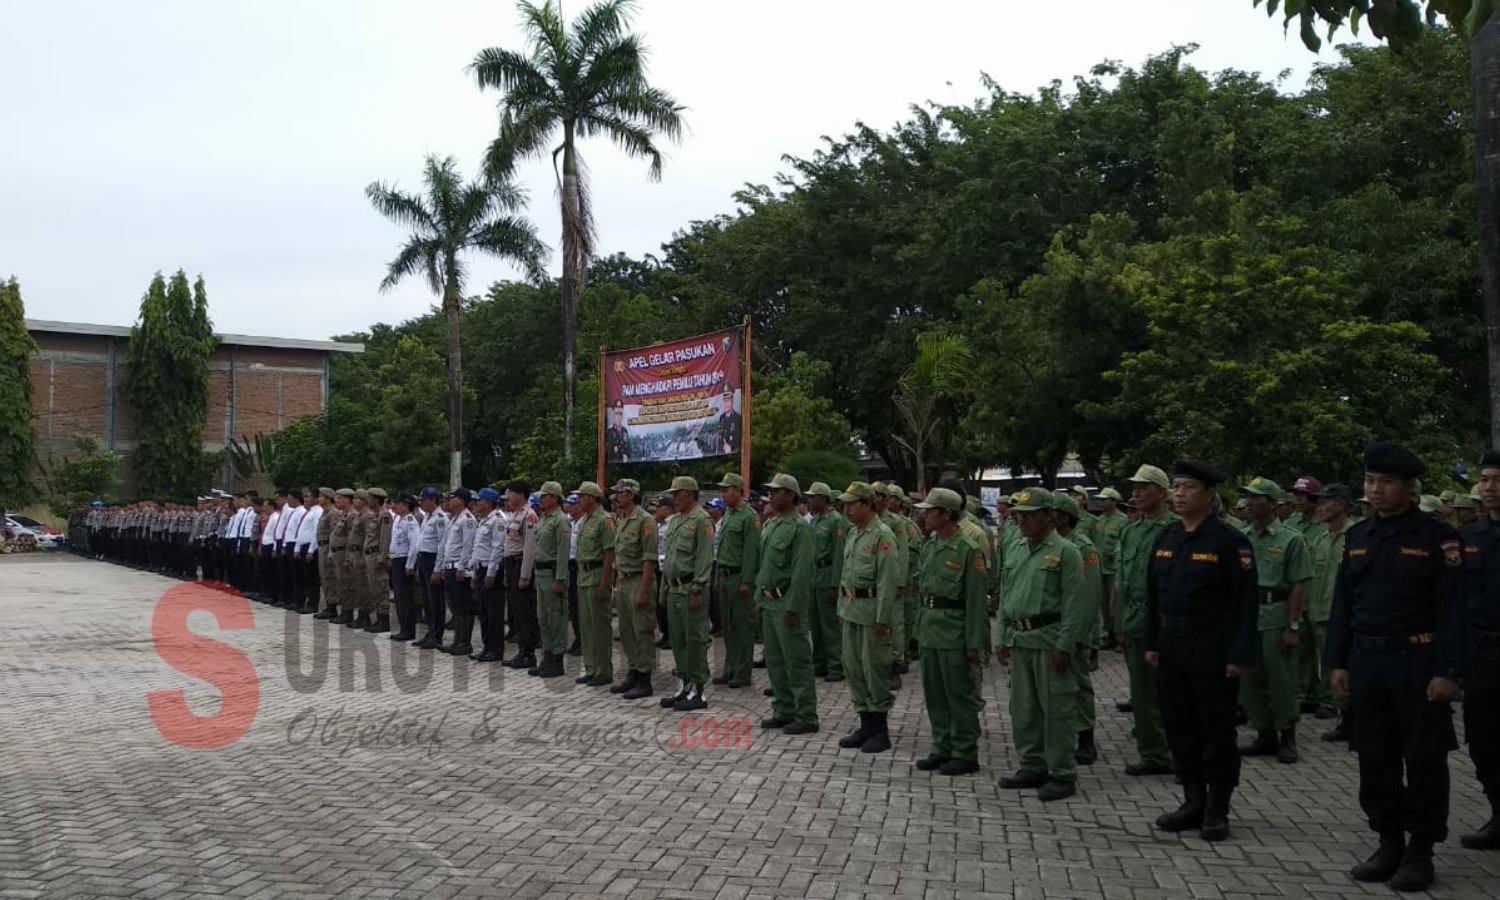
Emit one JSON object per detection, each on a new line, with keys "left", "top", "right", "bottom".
{"left": 1238, "top": 730, "right": 1277, "bottom": 757}
{"left": 1350, "top": 834, "right": 1406, "bottom": 882}
{"left": 539, "top": 652, "right": 565, "bottom": 678}
{"left": 350, "top": 612, "right": 370, "bottom": 630}
{"left": 1388, "top": 841, "right": 1435, "bottom": 893}
{"left": 1276, "top": 726, "right": 1299, "bottom": 764}
{"left": 839, "top": 713, "right": 872, "bottom": 749}
{"left": 1199, "top": 782, "right": 1233, "bottom": 842}
{"left": 674, "top": 683, "right": 707, "bottom": 711}
{"left": 504, "top": 650, "right": 537, "bottom": 670}
{"left": 336, "top": 608, "right": 355, "bottom": 626}
{"left": 567, "top": 638, "right": 582, "bottom": 656}
{"left": 860, "top": 712, "right": 891, "bottom": 754}
{"left": 1155, "top": 781, "right": 1206, "bottom": 832}
{"left": 314, "top": 604, "right": 337, "bottom": 621}
{"left": 622, "top": 672, "right": 654, "bottom": 699}
{"left": 1074, "top": 728, "right": 1098, "bottom": 766}
{"left": 1461, "top": 811, "right": 1500, "bottom": 850}
{"left": 371, "top": 614, "right": 391, "bottom": 633}
{"left": 660, "top": 680, "right": 690, "bottom": 708}
{"left": 296, "top": 603, "right": 317, "bottom": 615}
{"left": 609, "top": 671, "right": 639, "bottom": 694}
{"left": 1322, "top": 713, "right": 1349, "bottom": 742}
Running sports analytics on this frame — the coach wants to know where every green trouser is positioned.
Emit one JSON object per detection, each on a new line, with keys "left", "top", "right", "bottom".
{"left": 667, "top": 588, "right": 709, "bottom": 686}
{"left": 921, "top": 648, "right": 980, "bottom": 761}
{"left": 320, "top": 556, "right": 335, "bottom": 609}
{"left": 719, "top": 571, "right": 753, "bottom": 682}
{"left": 1306, "top": 618, "right": 1339, "bottom": 712}
{"left": 903, "top": 587, "right": 919, "bottom": 656}
{"left": 340, "top": 558, "right": 360, "bottom": 609}
{"left": 1241, "top": 628, "right": 1299, "bottom": 733}
{"left": 1075, "top": 644, "right": 1097, "bottom": 732}
{"left": 614, "top": 574, "right": 656, "bottom": 674}
{"left": 763, "top": 604, "right": 818, "bottom": 727}
{"left": 1009, "top": 646, "right": 1078, "bottom": 782}
{"left": 365, "top": 557, "right": 384, "bottom": 614}
{"left": 1123, "top": 636, "right": 1173, "bottom": 767}
{"left": 810, "top": 587, "right": 843, "bottom": 678}
{"left": 843, "top": 620, "right": 893, "bottom": 713}
{"left": 537, "top": 573, "right": 567, "bottom": 656}
{"left": 579, "top": 577, "right": 612, "bottom": 680}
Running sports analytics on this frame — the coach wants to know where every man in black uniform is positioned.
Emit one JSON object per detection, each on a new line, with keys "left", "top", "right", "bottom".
{"left": 1327, "top": 442, "right": 1466, "bottom": 893}
{"left": 718, "top": 383, "right": 741, "bottom": 455}
{"left": 605, "top": 400, "right": 631, "bottom": 463}
{"left": 1459, "top": 450, "right": 1500, "bottom": 850}
{"left": 1144, "top": 460, "right": 1258, "bottom": 842}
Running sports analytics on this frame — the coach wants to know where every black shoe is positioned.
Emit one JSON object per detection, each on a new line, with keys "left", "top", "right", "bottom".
{"left": 585, "top": 675, "right": 612, "bottom": 687}
{"left": 539, "top": 654, "right": 566, "bottom": 678}
{"left": 1000, "top": 771, "right": 1047, "bottom": 790}
{"left": 1461, "top": 817, "right": 1500, "bottom": 850}
{"left": 1313, "top": 707, "right": 1338, "bottom": 720}
{"left": 1038, "top": 779, "right": 1076, "bottom": 801}
{"left": 503, "top": 653, "right": 536, "bottom": 670}
{"left": 1350, "top": 836, "right": 1406, "bottom": 883}
{"left": 313, "top": 607, "right": 337, "bottom": 620}
{"left": 1239, "top": 731, "right": 1278, "bottom": 757}
{"left": 472, "top": 650, "right": 502, "bottom": 662}
{"left": 661, "top": 682, "right": 691, "bottom": 708}
{"left": 622, "top": 673, "right": 653, "bottom": 699}
{"left": 1074, "top": 729, "right": 1098, "bottom": 766}
{"left": 296, "top": 605, "right": 317, "bottom": 615}
{"left": 915, "top": 755, "right": 950, "bottom": 771}
{"left": 1199, "top": 783, "right": 1233, "bottom": 842}
{"left": 350, "top": 613, "right": 370, "bottom": 630}
{"left": 1276, "top": 727, "right": 1299, "bottom": 764}
{"left": 674, "top": 686, "right": 708, "bottom": 712}
{"left": 610, "top": 672, "right": 640, "bottom": 694}
{"left": 839, "top": 713, "right": 872, "bottom": 749}
{"left": 576, "top": 674, "right": 594, "bottom": 684}
{"left": 753, "top": 658, "right": 766, "bottom": 669}
{"left": 1124, "top": 762, "right": 1173, "bottom": 777}
{"left": 782, "top": 722, "right": 818, "bottom": 735}
{"left": 389, "top": 632, "right": 415, "bottom": 642}
{"left": 1300, "top": 699, "right": 1319, "bottom": 714}
{"left": 1155, "top": 782, "right": 1206, "bottom": 832}
{"left": 1388, "top": 844, "right": 1435, "bottom": 892}
{"left": 711, "top": 675, "right": 732, "bottom": 685}
{"left": 370, "top": 615, "right": 391, "bottom": 633}
{"left": 939, "top": 759, "right": 979, "bottom": 777}
{"left": 823, "top": 673, "right": 845, "bottom": 683}
{"left": 859, "top": 713, "right": 890, "bottom": 753}
{"left": 440, "top": 643, "right": 473, "bottom": 656}
{"left": 760, "top": 717, "right": 790, "bottom": 729}
{"left": 412, "top": 636, "right": 438, "bottom": 650}
{"left": 1323, "top": 718, "right": 1350, "bottom": 742}
{"left": 727, "top": 680, "right": 746, "bottom": 689}
{"left": 763, "top": 688, "right": 775, "bottom": 697}
{"left": 1115, "top": 700, "right": 1133, "bottom": 713}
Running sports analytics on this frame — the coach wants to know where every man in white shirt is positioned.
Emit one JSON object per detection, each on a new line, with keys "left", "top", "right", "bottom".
{"left": 388, "top": 494, "right": 421, "bottom": 641}
{"left": 257, "top": 499, "right": 280, "bottom": 602}
{"left": 293, "top": 488, "right": 323, "bottom": 614}
{"left": 470, "top": 488, "right": 506, "bottom": 661}
{"left": 276, "top": 490, "right": 309, "bottom": 610}
{"left": 411, "top": 488, "right": 450, "bottom": 649}
{"left": 271, "top": 489, "right": 296, "bottom": 605}
{"left": 436, "top": 488, "right": 478, "bottom": 656}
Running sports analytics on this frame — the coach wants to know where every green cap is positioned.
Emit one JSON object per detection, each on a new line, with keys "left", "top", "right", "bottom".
{"left": 805, "top": 482, "right": 834, "bottom": 499}
{"left": 367, "top": 487, "right": 387, "bottom": 500}
{"left": 763, "top": 473, "right": 801, "bottom": 494}
{"left": 1128, "top": 465, "right": 1170, "bottom": 490}
{"left": 1439, "top": 490, "right": 1457, "bottom": 503}
{"left": 964, "top": 496, "right": 981, "bottom": 515}
{"left": 915, "top": 487, "right": 963, "bottom": 511}
{"left": 318, "top": 487, "right": 335, "bottom": 499}
{"left": 1419, "top": 494, "right": 1442, "bottom": 514}
{"left": 837, "top": 481, "right": 878, "bottom": 502}
{"left": 1454, "top": 494, "right": 1476, "bottom": 510}
{"left": 670, "top": 476, "right": 699, "bottom": 492}
{"left": 353, "top": 489, "right": 370, "bottom": 501}
{"left": 336, "top": 488, "right": 355, "bottom": 498}
{"left": 540, "top": 480, "right": 565, "bottom": 499}
{"left": 609, "top": 478, "right": 641, "bottom": 496}
{"left": 884, "top": 482, "right": 906, "bottom": 500}
{"left": 1054, "top": 494, "right": 1080, "bottom": 519}
{"left": 1471, "top": 484, "right": 1483, "bottom": 500}
{"left": 717, "top": 473, "right": 745, "bottom": 489}
{"left": 573, "top": 481, "right": 604, "bottom": 499}
{"left": 1010, "top": 488, "right": 1053, "bottom": 512}
{"left": 1241, "top": 477, "right": 1282, "bottom": 500}
{"left": 1097, "top": 487, "right": 1123, "bottom": 502}
{"left": 1070, "top": 485, "right": 1091, "bottom": 498}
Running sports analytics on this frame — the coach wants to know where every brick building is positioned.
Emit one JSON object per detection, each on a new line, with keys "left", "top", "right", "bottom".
{"left": 26, "top": 319, "right": 362, "bottom": 493}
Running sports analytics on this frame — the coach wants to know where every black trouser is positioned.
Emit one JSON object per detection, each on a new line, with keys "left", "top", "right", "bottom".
{"left": 390, "top": 556, "right": 415, "bottom": 636}
{"left": 476, "top": 564, "right": 499, "bottom": 651}
{"left": 568, "top": 558, "right": 580, "bottom": 643}
{"left": 1349, "top": 639, "right": 1456, "bottom": 844}
{"left": 444, "top": 568, "right": 477, "bottom": 647}
{"left": 505, "top": 556, "right": 538, "bottom": 653}
{"left": 416, "top": 552, "right": 442, "bottom": 641}
{"left": 1467, "top": 637, "right": 1500, "bottom": 806}
{"left": 1157, "top": 627, "right": 1241, "bottom": 787}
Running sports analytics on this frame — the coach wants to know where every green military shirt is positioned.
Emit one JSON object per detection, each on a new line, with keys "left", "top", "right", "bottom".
{"left": 574, "top": 511, "right": 615, "bottom": 586}
{"left": 1114, "top": 509, "right": 1179, "bottom": 636}
{"left": 1287, "top": 512, "right": 1328, "bottom": 548}
{"left": 839, "top": 519, "right": 900, "bottom": 626}
{"left": 959, "top": 514, "right": 991, "bottom": 570}
{"left": 754, "top": 512, "right": 813, "bottom": 616}
{"left": 716, "top": 503, "right": 760, "bottom": 578}
{"left": 347, "top": 509, "right": 368, "bottom": 557}
{"left": 1307, "top": 518, "right": 1352, "bottom": 624}
{"left": 811, "top": 509, "right": 849, "bottom": 592}
{"left": 879, "top": 510, "right": 913, "bottom": 588}
{"left": 916, "top": 532, "right": 988, "bottom": 651}
{"left": 534, "top": 509, "right": 570, "bottom": 585}
{"left": 664, "top": 506, "right": 714, "bottom": 592}
{"left": 1246, "top": 521, "right": 1313, "bottom": 630}
{"left": 1077, "top": 509, "right": 1099, "bottom": 541}
{"left": 361, "top": 509, "right": 380, "bottom": 554}
{"left": 1065, "top": 528, "right": 1103, "bottom": 648}
{"left": 613, "top": 506, "right": 655, "bottom": 576}
{"left": 997, "top": 530, "right": 1088, "bottom": 652}
{"left": 1094, "top": 510, "right": 1127, "bottom": 576}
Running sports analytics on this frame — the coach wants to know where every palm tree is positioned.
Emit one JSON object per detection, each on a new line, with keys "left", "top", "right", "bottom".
{"left": 472, "top": 0, "right": 684, "bottom": 460}
{"left": 891, "top": 329, "right": 973, "bottom": 493}
{"left": 366, "top": 154, "right": 546, "bottom": 488}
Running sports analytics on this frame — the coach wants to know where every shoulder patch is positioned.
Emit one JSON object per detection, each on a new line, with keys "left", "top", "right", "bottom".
{"left": 1086, "top": 552, "right": 1099, "bottom": 567}
{"left": 1442, "top": 538, "right": 1461, "bottom": 567}
{"left": 879, "top": 540, "right": 893, "bottom": 554}
{"left": 973, "top": 557, "right": 985, "bottom": 573}
{"left": 606, "top": 520, "right": 617, "bottom": 531}
{"left": 752, "top": 519, "right": 761, "bottom": 531}
{"left": 1239, "top": 547, "right": 1253, "bottom": 570}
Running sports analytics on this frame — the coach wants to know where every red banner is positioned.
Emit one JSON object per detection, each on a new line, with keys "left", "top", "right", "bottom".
{"left": 601, "top": 328, "right": 743, "bottom": 464}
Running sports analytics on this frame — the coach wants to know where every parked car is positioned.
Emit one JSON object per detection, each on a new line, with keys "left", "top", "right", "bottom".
{"left": 6, "top": 514, "right": 62, "bottom": 537}
{"left": 3, "top": 517, "right": 58, "bottom": 550}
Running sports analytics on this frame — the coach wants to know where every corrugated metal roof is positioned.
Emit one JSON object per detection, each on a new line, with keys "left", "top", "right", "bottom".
{"left": 25, "top": 319, "right": 364, "bottom": 354}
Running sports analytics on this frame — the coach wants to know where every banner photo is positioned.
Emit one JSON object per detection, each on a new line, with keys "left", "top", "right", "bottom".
{"left": 602, "top": 327, "right": 744, "bottom": 464}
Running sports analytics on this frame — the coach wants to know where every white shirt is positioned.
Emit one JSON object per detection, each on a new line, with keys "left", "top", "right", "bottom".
{"left": 416, "top": 508, "right": 448, "bottom": 554}
{"left": 260, "top": 511, "right": 280, "bottom": 546}
{"left": 273, "top": 502, "right": 296, "bottom": 542}
{"left": 568, "top": 513, "right": 581, "bottom": 560}
{"left": 392, "top": 513, "right": 418, "bottom": 560}
{"left": 470, "top": 510, "right": 503, "bottom": 572}
{"left": 232, "top": 507, "right": 255, "bottom": 539}
{"left": 294, "top": 504, "right": 322, "bottom": 554}
{"left": 439, "top": 509, "right": 477, "bottom": 573}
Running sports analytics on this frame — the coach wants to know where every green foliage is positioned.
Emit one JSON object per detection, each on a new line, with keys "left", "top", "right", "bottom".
{"left": 749, "top": 353, "right": 854, "bottom": 482}
{"left": 42, "top": 433, "right": 118, "bottom": 516}
{"left": 125, "top": 271, "right": 217, "bottom": 498}
{"left": 0, "top": 277, "right": 38, "bottom": 509}
{"left": 778, "top": 450, "right": 863, "bottom": 495}
{"left": 1251, "top": 0, "right": 1498, "bottom": 50}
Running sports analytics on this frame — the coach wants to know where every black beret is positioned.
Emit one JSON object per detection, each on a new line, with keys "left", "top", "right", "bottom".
{"left": 1481, "top": 449, "right": 1500, "bottom": 472}
{"left": 1364, "top": 442, "right": 1424, "bottom": 479}
{"left": 1315, "top": 483, "right": 1356, "bottom": 505}
{"left": 1171, "top": 459, "right": 1224, "bottom": 487}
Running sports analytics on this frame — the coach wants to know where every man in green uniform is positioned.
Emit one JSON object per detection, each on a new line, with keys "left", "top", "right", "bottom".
{"left": 806, "top": 482, "right": 848, "bottom": 683}
{"left": 1310, "top": 483, "right": 1356, "bottom": 737}
{"left": 609, "top": 479, "right": 658, "bottom": 699}
{"left": 1094, "top": 487, "right": 1127, "bottom": 648}
{"left": 713, "top": 474, "right": 760, "bottom": 688}
{"left": 662, "top": 476, "right": 715, "bottom": 711}
{"left": 1114, "top": 465, "right": 1177, "bottom": 776}
{"left": 1071, "top": 486, "right": 1099, "bottom": 537}
{"left": 836, "top": 482, "right": 901, "bottom": 754}
{"left": 886, "top": 484, "right": 923, "bottom": 665}
{"left": 996, "top": 488, "right": 1089, "bottom": 800}
{"left": 1055, "top": 494, "right": 1103, "bottom": 766}
{"left": 319, "top": 489, "right": 352, "bottom": 622}
{"left": 1237, "top": 477, "right": 1314, "bottom": 764}
{"left": 571, "top": 482, "right": 616, "bottom": 687}
{"left": 872, "top": 483, "right": 914, "bottom": 684}
{"left": 1287, "top": 476, "right": 1330, "bottom": 714}
{"left": 529, "top": 481, "right": 571, "bottom": 679}
{"left": 344, "top": 490, "right": 371, "bottom": 627}
{"left": 755, "top": 473, "right": 819, "bottom": 734}
{"left": 366, "top": 488, "right": 392, "bottom": 633}
{"left": 912, "top": 488, "right": 989, "bottom": 775}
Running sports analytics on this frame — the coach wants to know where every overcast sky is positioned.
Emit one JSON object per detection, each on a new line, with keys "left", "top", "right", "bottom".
{"left": 2, "top": 0, "right": 1340, "bottom": 340}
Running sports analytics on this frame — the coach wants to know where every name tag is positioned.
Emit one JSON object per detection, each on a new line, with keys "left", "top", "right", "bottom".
{"left": 944, "top": 560, "right": 961, "bottom": 570}
{"left": 1466, "top": 546, "right": 1481, "bottom": 556}
{"left": 1190, "top": 552, "right": 1219, "bottom": 564}
{"left": 1399, "top": 547, "right": 1430, "bottom": 559}
{"left": 1348, "top": 548, "right": 1368, "bottom": 558}
{"left": 1267, "top": 546, "right": 1284, "bottom": 555}
{"left": 1154, "top": 549, "right": 1174, "bottom": 560}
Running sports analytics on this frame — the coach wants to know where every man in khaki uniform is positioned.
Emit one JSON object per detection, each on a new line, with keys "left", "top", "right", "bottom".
{"left": 313, "top": 488, "right": 339, "bottom": 619}
{"left": 343, "top": 490, "right": 371, "bottom": 628}
{"left": 756, "top": 474, "right": 819, "bottom": 734}
{"left": 365, "top": 488, "right": 392, "bottom": 633}
{"left": 529, "top": 482, "right": 571, "bottom": 678}
{"left": 609, "top": 479, "right": 658, "bottom": 699}
{"left": 713, "top": 473, "right": 761, "bottom": 688}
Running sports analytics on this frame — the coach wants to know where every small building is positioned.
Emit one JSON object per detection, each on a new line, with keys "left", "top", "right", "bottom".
{"left": 26, "top": 319, "right": 362, "bottom": 493}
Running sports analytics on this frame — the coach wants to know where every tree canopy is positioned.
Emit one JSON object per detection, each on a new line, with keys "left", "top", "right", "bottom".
{"left": 0, "top": 277, "right": 38, "bottom": 510}
{"left": 125, "top": 271, "right": 216, "bottom": 498}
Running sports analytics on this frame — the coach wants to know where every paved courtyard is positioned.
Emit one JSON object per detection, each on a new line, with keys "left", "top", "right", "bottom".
{"left": 1, "top": 553, "right": 1497, "bottom": 899}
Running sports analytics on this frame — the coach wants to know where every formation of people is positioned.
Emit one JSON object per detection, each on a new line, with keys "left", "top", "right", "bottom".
{"left": 66, "top": 441, "right": 1498, "bottom": 893}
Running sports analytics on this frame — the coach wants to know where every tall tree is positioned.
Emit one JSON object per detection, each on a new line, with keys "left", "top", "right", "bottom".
{"left": 0, "top": 277, "right": 38, "bottom": 511}
{"left": 472, "top": 0, "right": 685, "bottom": 460}
{"left": 366, "top": 154, "right": 546, "bottom": 487}
{"left": 1249, "top": 0, "right": 1500, "bottom": 443}
{"left": 126, "top": 271, "right": 217, "bottom": 497}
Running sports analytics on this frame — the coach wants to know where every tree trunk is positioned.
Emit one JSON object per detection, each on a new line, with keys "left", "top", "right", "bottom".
{"left": 560, "top": 126, "right": 584, "bottom": 461}
{"left": 1476, "top": 18, "right": 1500, "bottom": 446}
{"left": 443, "top": 263, "right": 464, "bottom": 488}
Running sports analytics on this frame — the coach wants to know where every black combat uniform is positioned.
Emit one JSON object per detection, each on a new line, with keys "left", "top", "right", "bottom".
{"left": 1457, "top": 450, "right": 1500, "bottom": 850}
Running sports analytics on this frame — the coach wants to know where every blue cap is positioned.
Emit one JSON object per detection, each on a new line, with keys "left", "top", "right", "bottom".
{"left": 419, "top": 487, "right": 441, "bottom": 501}
{"left": 707, "top": 498, "right": 726, "bottom": 510}
{"left": 89, "top": 501, "right": 105, "bottom": 508}
{"left": 528, "top": 493, "right": 541, "bottom": 509}
{"left": 476, "top": 487, "right": 501, "bottom": 503}
{"left": 564, "top": 494, "right": 580, "bottom": 506}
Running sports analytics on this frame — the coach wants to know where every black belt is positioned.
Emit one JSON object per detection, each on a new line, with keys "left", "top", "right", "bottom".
{"left": 923, "top": 596, "right": 965, "bottom": 610}
{"left": 1354, "top": 632, "right": 1436, "bottom": 652}
{"left": 762, "top": 587, "right": 786, "bottom": 600}
{"left": 1260, "top": 590, "right": 1289, "bottom": 605}
{"left": 1008, "top": 612, "right": 1062, "bottom": 632}
{"left": 1160, "top": 614, "right": 1216, "bottom": 633}
{"left": 667, "top": 578, "right": 698, "bottom": 590}
{"left": 579, "top": 561, "right": 601, "bottom": 572}
{"left": 317, "top": 541, "right": 329, "bottom": 547}
{"left": 534, "top": 562, "right": 556, "bottom": 572}
{"left": 719, "top": 566, "right": 741, "bottom": 576}
{"left": 843, "top": 588, "right": 875, "bottom": 599}
{"left": 814, "top": 560, "right": 833, "bottom": 569}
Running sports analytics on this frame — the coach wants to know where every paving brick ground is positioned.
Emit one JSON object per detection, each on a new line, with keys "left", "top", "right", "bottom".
{"left": 1, "top": 553, "right": 1497, "bottom": 899}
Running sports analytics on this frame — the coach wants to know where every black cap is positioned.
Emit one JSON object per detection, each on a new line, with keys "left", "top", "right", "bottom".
{"left": 1171, "top": 459, "right": 1224, "bottom": 487}
{"left": 1316, "top": 483, "right": 1356, "bottom": 505}
{"left": 1364, "top": 442, "right": 1424, "bottom": 479}
{"left": 449, "top": 487, "right": 473, "bottom": 502}
{"left": 1481, "top": 449, "right": 1500, "bottom": 472}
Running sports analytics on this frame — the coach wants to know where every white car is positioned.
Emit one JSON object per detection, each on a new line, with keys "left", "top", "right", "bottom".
{"left": 3, "top": 517, "right": 58, "bottom": 550}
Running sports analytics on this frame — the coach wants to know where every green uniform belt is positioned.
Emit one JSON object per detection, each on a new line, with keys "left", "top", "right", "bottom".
{"left": 1260, "top": 590, "right": 1289, "bottom": 605}
{"left": 843, "top": 587, "right": 876, "bottom": 599}
{"left": 534, "top": 562, "right": 556, "bottom": 572}
{"left": 616, "top": 569, "right": 643, "bottom": 579}
{"left": 666, "top": 577, "right": 699, "bottom": 590}
{"left": 923, "top": 596, "right": 965, "bottom": 610}
{"left": 1007, "top": 612, "right": 1061, "bottom": 632}
{"left": 579, "top": 560, "right": 601, "bottom": 571}
{"left": 719, "top": 565, "right": 740, "bottom": 576}
{"left": 761, "top": 587, "right": 786, "bottom": 600}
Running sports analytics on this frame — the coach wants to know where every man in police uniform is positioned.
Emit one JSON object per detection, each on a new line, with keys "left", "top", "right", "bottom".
{"left": 718, "top": 384, "right": 742, "bottom": 455}
{"left": 1144, "top": 460, "right": 1258, "bottom": 842}
{"left": 1237, "top": 477, "right": 1313, "bottom": 764}
{"left": 807, "top": 482, "right": 848, "bottom": 682}
{"left": 713, "top": 473, "right": 760, "bottom": 688}
{"left": 437, "top": 488, "right": 478, "bottom": 656}
{"left": 1114, "top": 465, "right": 1178, "bottom": 776}
{"left": 912, "top": 488, "right": 988, "bottom": 775}
{"left": 323, "top": 489, "right": 354, "bottom": 624}
{"left": 836, "top": 482, "right": 901, "bottom": 754}
{"left": 1328, "top": 442, "right": 1466, "bottom": 892}
{"left": 605, "top": 400, "right": 631, "bottom": 463}
{"left": 661, "top": 476, "right": 715, "bottom": 710}
{"left": 1459, "top": 450, "right": 1500, "bottom": 850}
